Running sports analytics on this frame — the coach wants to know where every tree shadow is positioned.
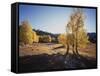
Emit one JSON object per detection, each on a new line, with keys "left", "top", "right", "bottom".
{"left": 64, "top": 52, "right": 97, "bottom": 69}
{"left": 18, "top": 53, "right": 97, "bottom": 73}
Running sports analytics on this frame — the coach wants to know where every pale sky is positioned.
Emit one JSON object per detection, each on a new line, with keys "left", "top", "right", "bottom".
{"left": 19, "top": 4, "right": 96, "bottom": 34}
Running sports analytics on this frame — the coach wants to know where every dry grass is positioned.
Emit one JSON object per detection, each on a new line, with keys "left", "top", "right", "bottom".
{"left": 78, "top": 43, "right": 96, "bottom": 58}
{"left": 19, "top": 43, "right": 64, "bottom": 56}
{"left": 19, "top": 43, "right": 96, "bottom": 59}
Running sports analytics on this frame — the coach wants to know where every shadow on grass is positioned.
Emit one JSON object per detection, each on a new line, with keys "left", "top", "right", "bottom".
{"left": 19, "top": 53, "right": 97, "bottom": 73}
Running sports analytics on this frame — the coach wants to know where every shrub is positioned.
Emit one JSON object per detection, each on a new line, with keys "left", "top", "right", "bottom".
{"left": 51, "top": 37, "right": 57, "bottom": 43}
{"left": 32, "top": 31, "right": 39, "bottom": 43}
{"left": 39, "top": 35, "right": 51, "bottom": 43}
{"left": 58, "top": 34, "right": 67, "bottom": 45}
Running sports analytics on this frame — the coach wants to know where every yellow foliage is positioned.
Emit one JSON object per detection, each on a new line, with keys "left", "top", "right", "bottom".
{"left": 39, "top": 35, "right": 51, "bottom": 43}
{"left": 66, "top": 8, "right": 89, "bottom": 49}
{"left": 32, "top": 31, "right": 39, "bottom": 43}
{"left": 58, "top": 34, "right": 74, "bottom": 47}
{"left": 58, "top": 34, "right": 67, "bottom": 45}
{"left": 19, "top": 21, "right": 39, "bottom": 44}
{"left": 77, "top": 29, "right": 89, "bottom": 48}
{"left": 19, "top": 21, "right": 34, "bottom": 44}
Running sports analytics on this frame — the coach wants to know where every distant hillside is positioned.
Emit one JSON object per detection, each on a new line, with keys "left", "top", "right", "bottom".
{"left": 33, "top": 29, "right": 59, "bottom": 38}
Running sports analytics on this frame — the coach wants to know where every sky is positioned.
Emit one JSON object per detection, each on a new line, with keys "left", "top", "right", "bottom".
{"left": 19, "top": 4, "right": 96, "bottom": 34}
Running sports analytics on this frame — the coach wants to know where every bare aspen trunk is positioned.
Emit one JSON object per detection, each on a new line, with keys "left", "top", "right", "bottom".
{"left": 72, "top": 44, "right": 75, "bottom": 54}
{"left": 64, "top": 44, "right": 69, "bottom": 58}
{"left": 75, "top": 30, "right": 79, "bottom": 55}
{"left": 72, "top": 33, "right": 75, "bottom": 54}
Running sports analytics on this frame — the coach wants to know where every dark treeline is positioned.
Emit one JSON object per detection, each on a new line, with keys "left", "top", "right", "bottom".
{"left": 33, "top": 29, "right": 96, "bottom": 43}
{"left": 88, "top": 33, "right": 96, "bottom": 43}
{"left": 33, "top": 29, "right": 59, "bottom": 38}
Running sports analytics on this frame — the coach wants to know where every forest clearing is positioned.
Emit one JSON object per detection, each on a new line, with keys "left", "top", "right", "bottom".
{"left": 19, "top": 43, "right": 96, "bottom": 59}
